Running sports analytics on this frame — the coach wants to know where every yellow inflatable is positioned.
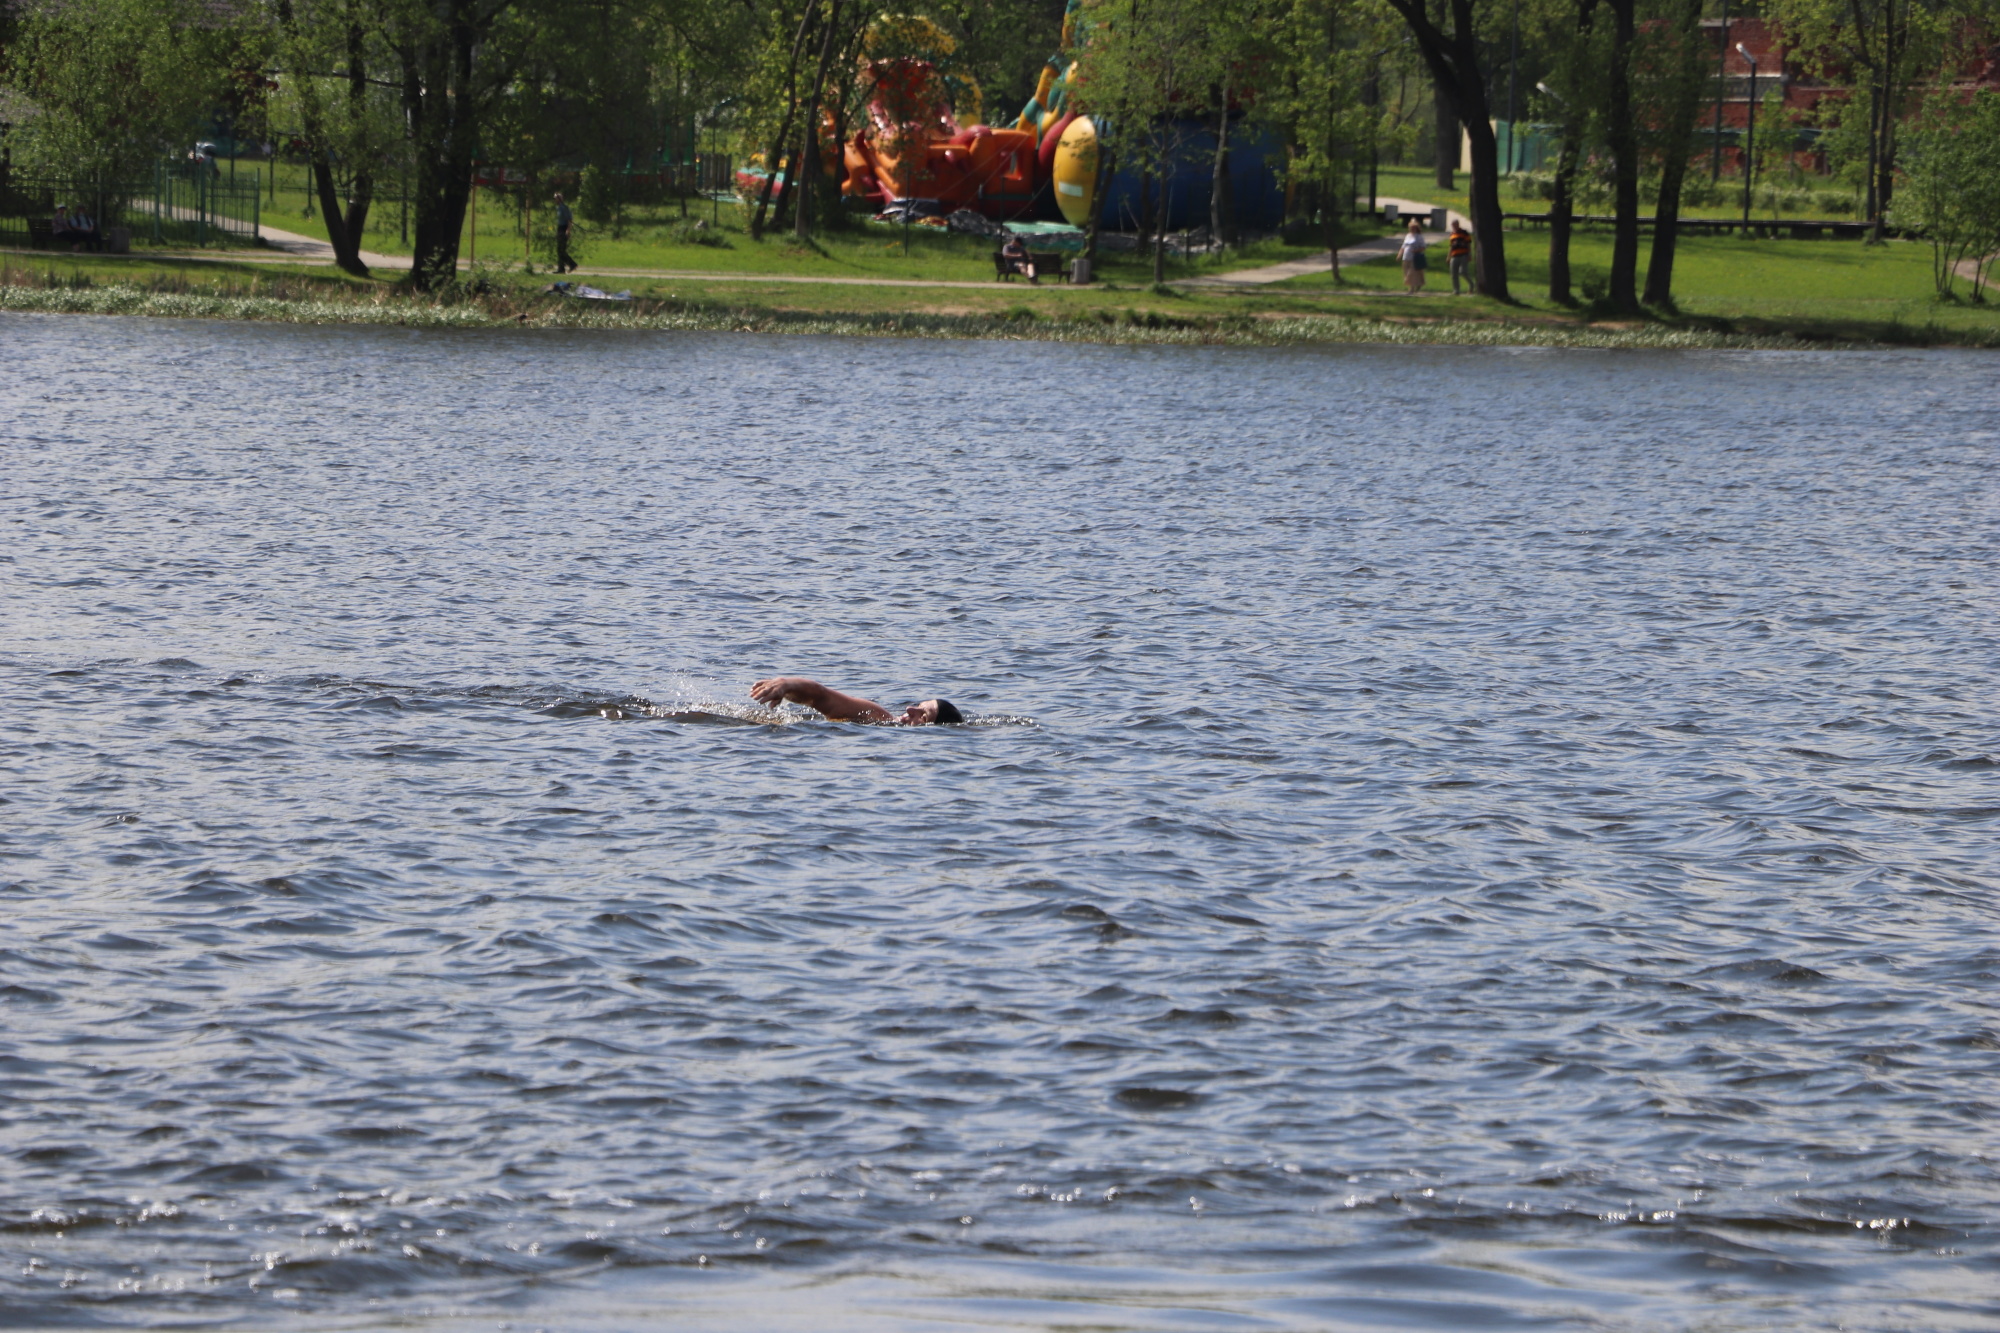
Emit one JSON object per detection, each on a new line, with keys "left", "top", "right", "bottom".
{"left": 1051, "top": 117, "right": 1098, "bottom": 227}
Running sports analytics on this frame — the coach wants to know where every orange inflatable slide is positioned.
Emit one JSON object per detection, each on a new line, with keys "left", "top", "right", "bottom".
{"left": 840, "top": 58, "right": 1040, "bottom": 219}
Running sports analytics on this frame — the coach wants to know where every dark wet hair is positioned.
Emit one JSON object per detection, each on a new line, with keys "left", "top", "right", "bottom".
{"left": 932, "top": 699, "right": 965, "bottom": 725}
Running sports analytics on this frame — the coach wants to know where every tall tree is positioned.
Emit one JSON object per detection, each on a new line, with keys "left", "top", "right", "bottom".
{"left": 1766, "top": 0, "right": 1951, "bottom": 237}
{"left": 1530, "top": 0, "right": 1606, "bottom": 305}
{"left": 1274, "top": 0, "right": 1377, "bottom": 277}
{"left": 274, "top": 0, "right": 384, "bottom": 276}
{"left": 791, "top": 0, "right": 845, "bottom": 239}
{"left": 373, "top": 0, "right": 575, "bottom": 289}
{"left": 1601, "top": 0, "right": 1640, "bottom": 311}
{"left": 1639, "top": 0, "right": 1709, "bottom": 306}
{"left": 1076, "top": 0, "right": 1221, "bottom": 282}
{"left": 1378, "top": 0, "right": 1510, "bottom": 297}
{"left": 749, "top": 0, "right": 816, "bottom": 239}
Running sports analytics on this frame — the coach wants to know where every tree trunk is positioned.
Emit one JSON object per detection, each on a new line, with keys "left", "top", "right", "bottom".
{"left": 1549, "top": 133, "right": 1578, "bottom": 303}
{"left": 1874, "top": 15, "right": 1897, "bottom": 228}
{"left": 1604, "top": 0, "right": 1640, "bottom": 313}
{"left": 1384, "top": 0, "right": 1509, "bottom": 299}
{"left": 1210, "top": 69, "right": 1233, "bottom": 249}
{"left": 1434, "top": 80, "right": 1456, "bottom": 190}
{"left": 1462, "top": 108, "right": 1507, "bottom": 298}
{"left": 1362, "top": 64, "right": 1380, "bottom": 217}
{"left": 309, "top": 157, "right": 367, "bottom": 276}
{"left": 1139, "top": 166, "right": 1154, "bottom": 244}
{"left": 339, "top": 21, "right": 374, "bottom": 264}
{"left": 1082, "top": 141, "right": 1112, "bottom": 274}
{"left": 1644, "top": 154, "right": 1688, "bottom": 309}
{"left": 1327, "top": 119, "right": 1342, "bottom": 280}
{"left": 402, "top": 17, "right": 478, "bottom": 291}
{"left": 1643, "top": 0, "right": 1706, "bottom": 307}
{"left": 794, "top": 0, "right": 843, "bottom": 241}
{"left": 1862, "top": 87, "right": 1880, "bottom": 226}
{"left": 752, "top": 0, "right": 817, "bottom": 240}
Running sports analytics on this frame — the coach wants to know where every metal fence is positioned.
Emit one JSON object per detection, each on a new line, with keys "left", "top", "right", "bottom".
{"left": 0, "top": 163, "right": 262, "bottom": 251}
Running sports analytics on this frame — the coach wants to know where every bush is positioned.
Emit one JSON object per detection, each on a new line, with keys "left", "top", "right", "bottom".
{"left": 578, "top": 164, "right": 622, "bottom": 232}
{"left": 657, "top": 218, "right": 731, "bottom": 248}
{"left": 1511, "top": 171, "right": 1556, "bottom": 201}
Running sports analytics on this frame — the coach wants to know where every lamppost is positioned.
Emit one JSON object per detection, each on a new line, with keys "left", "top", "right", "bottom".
{"left": 1737, "top": 42, "right": 1758, "bottom": 233}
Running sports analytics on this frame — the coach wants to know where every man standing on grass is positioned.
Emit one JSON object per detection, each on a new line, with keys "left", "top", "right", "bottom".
{"left": 554, "top": 192, "right": 577, "bottom": 273}
{"left": 1447, "top": 221, "right": 1473, "bottom": 296}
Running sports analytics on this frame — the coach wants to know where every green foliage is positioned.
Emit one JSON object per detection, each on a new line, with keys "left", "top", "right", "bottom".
{"left": 5, "top": 0, "right": 250, "bottom": 181}
{"left": 1892, "top": 89, "right": 2000, "bottom": 299}
{"left": 578, "top": 164, "right": 621, "bottom": 230}
{"left": 1270, "top": 0, "right": 1388, "bottom": 235}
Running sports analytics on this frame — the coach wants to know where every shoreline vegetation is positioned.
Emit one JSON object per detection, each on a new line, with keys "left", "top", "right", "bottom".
{"left": 6, "top": 227, "right": 1999, "bottom": 351}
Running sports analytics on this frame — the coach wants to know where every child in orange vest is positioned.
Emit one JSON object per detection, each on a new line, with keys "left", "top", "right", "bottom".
{"left": 1447, "top": 223, "right": 1473, "bottom": 295}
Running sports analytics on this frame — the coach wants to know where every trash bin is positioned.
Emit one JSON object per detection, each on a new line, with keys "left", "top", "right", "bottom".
{"left": 1429, "top": 207, "right": 1447, "bottom": 232}
{"left": 105, "top": 227, "right": 132, "bottom": 255}
{"left": 1070, "top": 256, "right": 1091, "bottom": 285}
{"left": 1383, "top": 203, "right": 1400, "bottom": 225}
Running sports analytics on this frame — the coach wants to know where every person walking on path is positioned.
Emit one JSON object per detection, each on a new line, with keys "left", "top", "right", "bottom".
{"left": 1398, "top": 218, "right": 1428, "bottom": 294}
{"left": 553, "top": 192, "right": 577, "bottom": 273}
{"left": 1447, "top": 222, "right": 1473, "bottom": 295}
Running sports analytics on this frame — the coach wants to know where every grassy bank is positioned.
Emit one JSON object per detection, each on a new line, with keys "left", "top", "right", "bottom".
{"left": 4, "top": 245, "right": 1997, "bottom": 350}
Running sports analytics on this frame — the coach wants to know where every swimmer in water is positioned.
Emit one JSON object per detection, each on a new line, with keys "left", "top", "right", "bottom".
{"left": 750, "top": 677, "right": 964, "bottom": 725}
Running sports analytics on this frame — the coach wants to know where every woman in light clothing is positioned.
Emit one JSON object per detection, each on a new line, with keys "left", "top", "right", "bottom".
{"left": 1398, "top": 218, "right": 1428, "bottom": 294}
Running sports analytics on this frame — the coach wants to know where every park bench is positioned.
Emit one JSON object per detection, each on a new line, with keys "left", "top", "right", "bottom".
{"left": 992, "top": 249, "right": 1067, "bottom": 282}
{"left": 26, "top": 217, "right": 54, "bottom": 249}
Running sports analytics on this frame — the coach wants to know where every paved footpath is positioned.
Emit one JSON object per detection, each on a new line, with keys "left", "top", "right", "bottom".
{"left": 256, "top": 221, "right": 403, "bottom": 270}
{"left": 1183, "top": 196, "right": 1469, "bottom": 288}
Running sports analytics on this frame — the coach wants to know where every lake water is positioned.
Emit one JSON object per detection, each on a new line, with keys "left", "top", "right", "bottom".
{"left": 2, "top": 313, "right": 1996, "bottom": 1332}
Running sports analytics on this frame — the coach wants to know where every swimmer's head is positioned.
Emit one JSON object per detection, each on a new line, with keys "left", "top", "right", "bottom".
{"left": 899, "top": 698, "right": 965, "bottom": 726}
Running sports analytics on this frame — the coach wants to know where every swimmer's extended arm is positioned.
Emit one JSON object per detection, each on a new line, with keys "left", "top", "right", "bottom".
{"left": 750, "top": 676, "right": 893, "bottom": 723}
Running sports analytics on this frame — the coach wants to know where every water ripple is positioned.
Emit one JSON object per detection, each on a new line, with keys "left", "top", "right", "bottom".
{"left": 0, "top": 314, "right": 1996, "bottom": 1330}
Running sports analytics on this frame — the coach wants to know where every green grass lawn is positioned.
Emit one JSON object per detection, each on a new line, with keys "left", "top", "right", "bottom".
{"left": 1363, "top": 165, "right": 1472, "bottom": 219}
{"left": 1363, "top": 159, "right": 1872, "bottom": 225}
{"left": 1273, "top": 227, "right": 2000, "bottom": 338}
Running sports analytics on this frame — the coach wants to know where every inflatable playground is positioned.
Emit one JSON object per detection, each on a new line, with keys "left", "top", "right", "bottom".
{"left": 840, "top": 3, "right": 1101, "bottom": 227}
{"left": 737, "top": 0, "right": 1285, "bottom": 240}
